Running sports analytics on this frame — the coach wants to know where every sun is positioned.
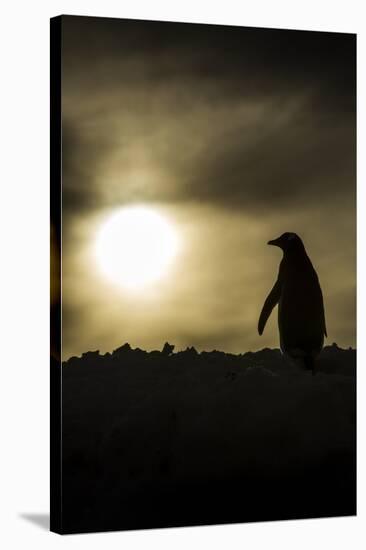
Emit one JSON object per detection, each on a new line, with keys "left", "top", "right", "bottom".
{"left": 95, "top": 206, "right": 180, "bottom": 291}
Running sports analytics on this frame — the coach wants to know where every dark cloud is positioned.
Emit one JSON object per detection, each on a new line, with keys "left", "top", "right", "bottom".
{"left": 62, "top": 118, "right": 116, "bottom": 220}
{"left": 62, "top": 16, "right": 355, "bottom": 101}
{"left": 61, "top": 16, "right": 355, "bottom": 216}
{"left": 183, "top": 106, "right": 355, "bottom": 210}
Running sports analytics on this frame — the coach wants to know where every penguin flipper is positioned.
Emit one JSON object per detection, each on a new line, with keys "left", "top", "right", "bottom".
{"left": 322, "top": 306, "right": 327, "bottom": 338}
{"left": 319, "top": 286, "right": 327, "bottom": 337}
{"left": 258, "top": 279, "right": 281, "bottom": 335}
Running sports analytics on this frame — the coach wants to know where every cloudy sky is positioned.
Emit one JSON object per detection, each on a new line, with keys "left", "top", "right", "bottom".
{"left": 60, "top": 16, "right": 356, "bottom": 359}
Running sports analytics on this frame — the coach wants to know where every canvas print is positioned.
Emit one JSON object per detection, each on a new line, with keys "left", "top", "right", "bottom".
{"left": 50, "top": 15, "right": 356, "bottom": 534}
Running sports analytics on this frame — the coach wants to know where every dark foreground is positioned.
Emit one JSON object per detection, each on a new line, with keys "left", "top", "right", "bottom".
{"left": 60, "top": 343, "right": 356, "bottom": 534}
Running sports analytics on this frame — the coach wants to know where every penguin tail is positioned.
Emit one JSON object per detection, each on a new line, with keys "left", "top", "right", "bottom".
{"left": 304, "top": 355, "right": 316, "bottom": 376}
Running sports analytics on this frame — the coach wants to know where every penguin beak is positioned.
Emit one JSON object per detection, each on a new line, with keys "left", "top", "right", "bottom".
{"left": 268, "top": 238, "right": 281, "bottom": 247}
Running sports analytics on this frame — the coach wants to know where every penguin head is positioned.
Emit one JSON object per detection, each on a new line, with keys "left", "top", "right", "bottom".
{"left": 268, "top": 232, "right": 305, "bottom": 253}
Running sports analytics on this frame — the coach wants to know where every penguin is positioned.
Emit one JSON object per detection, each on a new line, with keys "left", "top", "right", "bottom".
{"left": 258, "top": 232, "right": 327, "bottom": 374}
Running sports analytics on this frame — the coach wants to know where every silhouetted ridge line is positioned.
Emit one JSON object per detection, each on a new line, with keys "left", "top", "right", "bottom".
{"left": 62, "top": 342, "right": 355, "bottom": 377}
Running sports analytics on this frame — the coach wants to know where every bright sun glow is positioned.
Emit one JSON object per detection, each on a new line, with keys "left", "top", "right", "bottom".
{"left": 95, "top": 206, "right": 179, "bottom": 291}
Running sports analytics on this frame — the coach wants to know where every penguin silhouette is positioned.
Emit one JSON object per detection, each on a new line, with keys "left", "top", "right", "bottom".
{"left": 258, "top": 232, "right": 327, "bottom": 374}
